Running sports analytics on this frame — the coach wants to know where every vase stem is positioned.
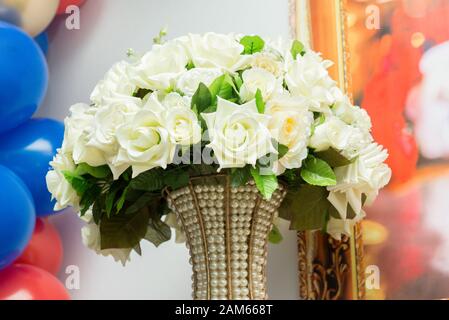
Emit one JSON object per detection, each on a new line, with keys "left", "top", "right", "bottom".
{"left": 167, "top": 178, "right": 286, "bottom": 300}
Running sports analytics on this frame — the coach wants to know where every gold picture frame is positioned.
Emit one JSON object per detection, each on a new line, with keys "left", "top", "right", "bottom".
{"left": 290, "top": 0, "right": 365, "bottom": 300}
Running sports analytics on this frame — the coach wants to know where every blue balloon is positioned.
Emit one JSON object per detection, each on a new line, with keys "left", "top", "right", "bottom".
{"left": 0, "top": 22, "right": 48, "bottom": 134}
{"left": 0, "top": 118, "right": 64, "bottom": 216}
{"left": 0, "top": 165, "right": 36, "bottom": 270}
{"left": 34, "top": 31, "right": 49, "bottom": 56}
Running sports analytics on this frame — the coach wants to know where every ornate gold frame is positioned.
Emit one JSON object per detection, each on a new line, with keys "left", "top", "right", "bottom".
{"left": 290, "top": 0, "right": 365, "bottom": 300}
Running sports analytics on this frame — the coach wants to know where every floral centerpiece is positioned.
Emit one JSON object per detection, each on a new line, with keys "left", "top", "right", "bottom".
{"left": 46, "top": 32, "right": 391, "bottom": 300}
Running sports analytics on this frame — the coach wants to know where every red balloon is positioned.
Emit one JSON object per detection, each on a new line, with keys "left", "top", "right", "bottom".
{"left": 15, "top": 218, "right": 63, "bottom": 275}
{"left": 56, "top": 0, "right": 86, "bottom": 15}
{"left": 0, "top": 264, "right": 70, "bottom": 300}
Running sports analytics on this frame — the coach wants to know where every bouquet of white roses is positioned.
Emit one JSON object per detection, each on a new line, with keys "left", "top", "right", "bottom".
{"left": 46, "top": 32, "right": 391, "bottom": 264}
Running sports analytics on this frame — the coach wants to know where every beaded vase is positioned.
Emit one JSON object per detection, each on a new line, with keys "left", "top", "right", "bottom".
{"left": 166, "top": 175, "right": 287, "bottom": 300}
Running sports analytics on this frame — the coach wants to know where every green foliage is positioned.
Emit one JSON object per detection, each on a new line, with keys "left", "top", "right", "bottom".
{"left": 314, "top": 148, "right": 352, "bottom": 168}
{"left": 240, "top": 35, "right": 265, "bottom": 54}
{"left": 268, "top": 224, "right": 283, "bottom": 244}
{"left": 75, "top": 163, "right": 111, "bottom": 179}
{"left": 129, "top": 169, "right": 165, "bottom": 191}
{"left": 209, "top": 74, "right": 239, "bottom": 105}
{"left": 250, "top": 167, "right": 278, "bottom": 200}
{"left": 191, "top": 82, "right": 212, "bottom": 114}
{"left": 291, "top": 40, "right": 306, "bottom": 59}
{"left": 230, "top": 166, "right": 252, "bottom": 187}
{"left": 300, "top": 155, "right": 336, "bottom": 186}
{"left": 255, "top": 89, "right": 265, "bottom": 114}
{"left": 133, "top": 88, "right": 152, "bottom": 99}
{"left": 276, "top": 143, "right": 289, "bottom": 159}
{"left": 163, "top": 169, "right": 190, "bottom": 190}
{"left": 153, "top": 27, "right": 168, "bottom": 44}
{"left": 100, "top": 207, "right": 150, "bottom": 249}
{"left": 280, "top": 185, "right": 330, "bottom": 231}
{"left": 62, "top": 171, "right": 90, "bottom": 196}
{"left": 145, "top": 217, "right": 171, "bottom": 247}
{"left": 186, "top": 60, "right": 195, "bottom": 70}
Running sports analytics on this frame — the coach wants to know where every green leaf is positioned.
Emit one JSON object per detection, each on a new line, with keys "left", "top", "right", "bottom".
{"left": 234, "top": 73, "right": 243, "bottom": 91}
{"left": 186, "top": 60, "right": 195, "bottom": 70}
{"left": 287, "top": 185, "right": 330, "bottom": 231}
{"left": 268, "top": 224, "right": 283, "bottom": 244}
{"left": 125, "top": 192, "right": 156, "bottom": 215}
{"left": 163, "top": 170, "right": 189, "bottom": 190}
{"left": 79, "top": 184, "right": 101, "bottom": 216}
{"left": 255, "top": 89, "right": 265, "bottom": 114}
{"left": 129, "top": 169, "right": 164, "bottom": 191}
{"left": 230, "top": 167, "right": 251, "bottom": 187}
{"left": 240, "top": 35, "right": 265, "bottom": 55}
{"left": 133, "top": 88, "right": 152, "bottom": 99}
{"left": 300, "top": 156, "right": 336, "bottom": 186}
{"left": 133, "top": 243, "right": 142, "bottom": 256}
{"left": 315, "top": 148, "right": 352, "bottom": 168}
{"left": 280, "top": 169, "right": 302, "bottom": 188}
{"left": 277, "top": 143, "right": 289, "bottom": 159}
{"left": 115, "top": 186, "right": 129, "bottom": 213}
{"left": 250, "top": 167, "right": 278, "bottom": 200}
{"left": 62, "top": 171, "right": 90, "bottom": 196}
{"left": 191, "top": 82, "right": 212, "bottom": 114}
{"left": 75, "top": 163, "right": 111, "bottom": 179}
{"left": 209, "top": 74, "right": 237, "bottom": 105}
{"left": 100, "top": 207, "right": 150, "bottom": 249}
{"left": 144, "top": 217, "right": 171, "bottom": 247}
{"left": 291, "top": 40, "right": 306, "bottom": 59}
{"left": 105, "top": 183, "right": 121, "bottom": 218}
{"left": 92, "top": 197, "right": 104, "bottom": 224}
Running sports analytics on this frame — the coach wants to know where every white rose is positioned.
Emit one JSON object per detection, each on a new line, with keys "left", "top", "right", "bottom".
{"left": 285, "top": 51, "right": 335, "bottom": 112}
{"left": 114, "top": 97, "right": 173, "bottom": 177}
{"left": 309, "top": 116, "right": 353, "bottom": 151}
{"left": 331, "top": 87, "right": 372, "bottom": 131}
{"left": 266, "top": 95, "right": 313, "bottom": 174}
{"left": 61, "top": 103, "right": 95, "bottom": 154}
{"left": 176, "top": 68, "right": 223, "bottom": 96}
{"left": 81, "top": 222, "right": 132, "bottom": 266}
{"left": 251, "top": 52, "right": 283, "bottom": 77}
{"left": 161, "top": 93, "right": 201, "bottom": 150}
{"left": 72, "top": 130, "right": 107, "bottom": 167}
{"left": 46, "top": 151, "right": 80, "bottom": 211}
{"left": 130, "top": 41, "right": 188, "bottom": 91}
{"left": 61, "top": 106, "right": 106, "bottom": 167}
{"left": 184, "top": 33, "right": 250, "bottom": 72}
{"left": 327, "top": 143, "right": 392, "bottom": 219}
{"left": 90, "top": 61, "right": 136, "bottom": 106}
{"left": 239, "top": 67, "right": 283, "bottom": 102}
{"left": 308, "top": 114, "right": 372, "bottom": 158}
{"left": 87, "top": 96, "right": 141, "bottom": 156}
{"left": 162, "top": 91, "right": 191, "bottom": 108}
{"left": 202, "top": 97, "right": 276, "bottom": 169}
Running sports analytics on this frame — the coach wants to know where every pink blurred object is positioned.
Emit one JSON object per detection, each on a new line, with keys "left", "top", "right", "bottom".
{"left": 57, "top": 0, "right": 86, "bottom": 15}
{"left": 15, "top": 218, "right": 63, "bottom": 275}
{"left": 0, "top": 264, "right": 70, "bottom": 300}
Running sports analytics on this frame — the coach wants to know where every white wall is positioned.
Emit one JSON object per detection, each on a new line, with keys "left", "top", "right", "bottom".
{"left": 41, "top": 0, "right": 299, "bottom": 300}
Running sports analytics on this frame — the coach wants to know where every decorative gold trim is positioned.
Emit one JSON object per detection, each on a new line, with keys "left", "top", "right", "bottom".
{"left": 294, "top": 0, "right": 365, "bottom": 300}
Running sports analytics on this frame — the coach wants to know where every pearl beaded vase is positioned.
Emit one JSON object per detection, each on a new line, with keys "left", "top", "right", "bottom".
{"left": 166, "top": 175, "right": 287, "bottom": 300}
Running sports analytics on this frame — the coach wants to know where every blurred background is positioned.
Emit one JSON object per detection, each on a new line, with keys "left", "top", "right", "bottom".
{"left": 346, "top": 0, "right": 449, "bottom": 299}
{"left": 0, "top": 0, "right": 448, "bottom": 300}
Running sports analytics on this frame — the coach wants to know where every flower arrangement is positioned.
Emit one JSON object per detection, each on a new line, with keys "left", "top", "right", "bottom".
{"left": 46, "top": 32, "right": 391, "bottom": 265}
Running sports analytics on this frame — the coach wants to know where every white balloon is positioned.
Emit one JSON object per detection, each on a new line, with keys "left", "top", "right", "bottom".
{"left": 3, "top": 0, "right": 59, "bottom": 36}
